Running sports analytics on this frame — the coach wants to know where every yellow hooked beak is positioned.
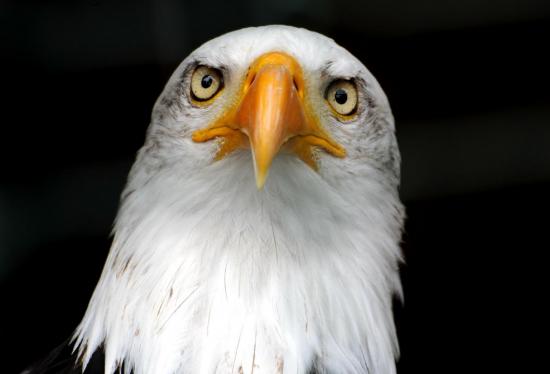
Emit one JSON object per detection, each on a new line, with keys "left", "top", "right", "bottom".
{"left": 192, "top": 52, "right": 345, "bottom": 189}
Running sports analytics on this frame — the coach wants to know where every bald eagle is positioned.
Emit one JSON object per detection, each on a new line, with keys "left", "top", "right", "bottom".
{"left": 25, "top": 25, "right": 404, "bottom": 374}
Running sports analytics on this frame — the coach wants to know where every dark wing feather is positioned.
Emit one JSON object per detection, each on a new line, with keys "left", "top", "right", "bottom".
{"left": 22, "top": 340, "right": 105, "bottom": 374}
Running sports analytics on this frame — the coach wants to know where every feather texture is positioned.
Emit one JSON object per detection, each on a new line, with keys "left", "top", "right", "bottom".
{"left": 73, "top": 25, "right": 404, "bottom": 374}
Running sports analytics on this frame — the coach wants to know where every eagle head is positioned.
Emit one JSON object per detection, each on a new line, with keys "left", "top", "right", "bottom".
{"left": 74, "top": 25, "right": 404, "bottom": 374}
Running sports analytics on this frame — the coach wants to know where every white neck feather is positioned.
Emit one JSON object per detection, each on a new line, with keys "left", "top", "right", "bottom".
{"left": 74, "top": 152, "right": 403, "bottom": 374}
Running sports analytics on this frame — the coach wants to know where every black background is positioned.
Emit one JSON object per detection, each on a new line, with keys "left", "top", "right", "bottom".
{"left": 1, "top": 0, "right": 549, "bottom": 372}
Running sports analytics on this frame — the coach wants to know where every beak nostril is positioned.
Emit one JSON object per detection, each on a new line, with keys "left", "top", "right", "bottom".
{"left": 248, "top": 73, "right": 257, "bottom": 88}
{"left": 292, "top": 78, "right": 299, "bottom": 91}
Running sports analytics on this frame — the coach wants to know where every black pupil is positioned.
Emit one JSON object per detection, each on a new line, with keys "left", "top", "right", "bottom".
{"left": 334, "top": 89, "right": 348, "bottom": 104}
{"left": 201, "top": 75, "right": 214, "bottom": 89}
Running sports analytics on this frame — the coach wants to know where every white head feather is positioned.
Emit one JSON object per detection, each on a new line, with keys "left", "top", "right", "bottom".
{"left": 74, "top": 25, "right": 404, "bottom": 374}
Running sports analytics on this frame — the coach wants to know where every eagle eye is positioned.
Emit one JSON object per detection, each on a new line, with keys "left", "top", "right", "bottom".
{"left": 190, "top": 66, "right": 223, "bottom": 102}
{"left": 326, "top": 79, "right": 358, "bottom": 116}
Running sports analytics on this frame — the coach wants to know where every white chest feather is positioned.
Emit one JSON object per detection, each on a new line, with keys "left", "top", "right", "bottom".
{"left": 74, "top": 153, "right": 402, "bottom": 374}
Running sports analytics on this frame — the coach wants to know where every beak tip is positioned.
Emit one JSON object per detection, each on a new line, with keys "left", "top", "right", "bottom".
{"left": 255, "top": 170, "right": 268, "bottom": 190}
{"left": 251, "top": 147, "right": 271, "bottom": 190}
